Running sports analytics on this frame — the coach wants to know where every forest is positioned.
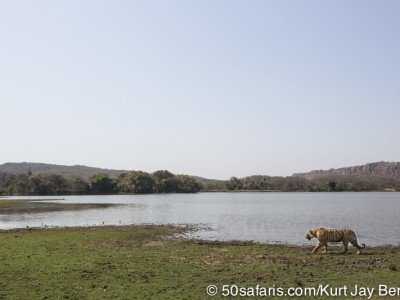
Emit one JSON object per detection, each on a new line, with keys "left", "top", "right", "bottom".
{"left": 0, "top": 170, "right": 202, "bottom": 195}
{"left": 1, "top": 171, "right": 399, "bottom": 196}
{"left": 199, "top": 174, "right": 400, "bottom": 192}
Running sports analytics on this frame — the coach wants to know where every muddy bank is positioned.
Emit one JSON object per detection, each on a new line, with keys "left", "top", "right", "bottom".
{"left": 0, "top": 199, "right": 119, "bottom": 214}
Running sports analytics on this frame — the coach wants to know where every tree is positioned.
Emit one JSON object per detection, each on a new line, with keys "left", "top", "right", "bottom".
{"left": 153, "top": 170, "right": 176, "bottom": 193}
{"left": 176, "top": 175, "right": 202, "bottom": 193}
{"left": 28, "top": 174, "right": 46, "bottom": 195}
{"left": 0, "top": 173, "right": 16, "bottom": 195}
{"left": 327, "top": 181, "right": 337, "bottom": 191}
{"left": 48, "top": 174, "right": 68, "bottom": 194}
{"left": 90, "top": 173, "right": 114, "bottom": 194}
{"left": 10, "top": 174, "right": 29, "bottom": 195}
{"left": 72, "top": 177, "right": 90, "bottom": 194}
{"left": 304, "top": 183, "right": 314, "bottom": 192}
{"left": 153, "top": 170, "right": 175, "bottom": 180}
{"left": 117, "top": 171, "right": 155, "bottom": 194}
{"left": 226, "top": 177, "right": 243, "bottom": 190}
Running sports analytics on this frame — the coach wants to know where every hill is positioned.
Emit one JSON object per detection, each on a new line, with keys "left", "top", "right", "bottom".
{"left": 2, "top": 161, "right": 400, "bottom": 181}
{"left": 1, "top": 161, "right": 400, "bottom": 192}
{"left": 292, "top": 161, "right": 400, "bottom": 180}
{"left": 0, "top": 162, "right": 127, "bottom": 180}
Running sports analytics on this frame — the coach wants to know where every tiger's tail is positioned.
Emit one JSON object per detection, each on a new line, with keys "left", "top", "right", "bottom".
{"left": 353, "top": 241, "right": 366, "bottom": 250}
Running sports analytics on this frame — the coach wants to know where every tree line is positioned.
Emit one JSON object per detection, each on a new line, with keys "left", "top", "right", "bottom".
{"left": 201, "top": 175, "right": 400, "bottom": 192}
{"left": 1, "top": 171, "right": 399, "bottom": 196}
{"left": 0, "top": 170, "right": 202, "bottom": 196}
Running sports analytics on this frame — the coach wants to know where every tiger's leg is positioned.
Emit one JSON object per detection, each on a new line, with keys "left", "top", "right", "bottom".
{"left": 322, "top": 243, "right": 328, "bottom": 254}
{"left": 312, "top": 243, "right": 324, "bottom": 253}
{"left": 341, "top": 241, "right": 349, "bottom": 254}
{"left": 350, "top": 241, "right": 363, "bottom": 254}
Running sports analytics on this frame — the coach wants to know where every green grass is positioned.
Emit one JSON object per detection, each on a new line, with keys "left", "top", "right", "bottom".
{"left": 0, "top": 225, "right": 399, "bottom": 299}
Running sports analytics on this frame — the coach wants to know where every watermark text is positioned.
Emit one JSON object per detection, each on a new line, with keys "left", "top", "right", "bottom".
{"left": 206, "top": 284, "right": 400, "bottom": 298}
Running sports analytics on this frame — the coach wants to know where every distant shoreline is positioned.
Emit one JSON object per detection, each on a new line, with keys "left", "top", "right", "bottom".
{"left": 1, "top": 161, "right": 400, "bottom": 194}
{"left": 0, "top": 199, "right": 119, "bottom": 214}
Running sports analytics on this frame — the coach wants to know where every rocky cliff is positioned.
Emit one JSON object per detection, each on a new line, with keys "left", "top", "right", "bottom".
{"left": 292, "top": 162, "right": 400, "bottom": 180}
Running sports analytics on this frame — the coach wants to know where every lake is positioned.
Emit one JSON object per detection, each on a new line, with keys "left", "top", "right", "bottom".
{"left": 1, "top": 192, "right": 399, "bottom": 246}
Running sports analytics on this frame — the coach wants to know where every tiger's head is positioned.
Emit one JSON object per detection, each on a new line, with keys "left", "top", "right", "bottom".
{"left": 305, "top": 229, "right": 315, "bottom": 240}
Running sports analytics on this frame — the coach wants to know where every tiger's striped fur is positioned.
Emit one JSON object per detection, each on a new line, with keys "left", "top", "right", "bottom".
{"left": 305, "top": 228, "right": 365, "bottom": 254}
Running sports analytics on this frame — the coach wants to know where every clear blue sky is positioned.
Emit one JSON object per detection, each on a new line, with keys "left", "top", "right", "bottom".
{"left": 1, "top": 1, "right": 399, "bottom": 179}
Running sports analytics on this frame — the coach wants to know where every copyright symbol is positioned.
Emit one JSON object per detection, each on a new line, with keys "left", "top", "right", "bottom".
{"left": 206, "top": 285, "right": 218, "bottom": 296}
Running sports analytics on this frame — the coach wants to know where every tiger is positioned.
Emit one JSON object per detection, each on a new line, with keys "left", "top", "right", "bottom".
{"left": 305, "top": 228, "right": 366, "bottom": 254}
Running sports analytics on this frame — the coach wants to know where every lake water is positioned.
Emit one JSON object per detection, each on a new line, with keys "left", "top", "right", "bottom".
{"left": 1, "top": 192, "right": 399, "bottom": 246}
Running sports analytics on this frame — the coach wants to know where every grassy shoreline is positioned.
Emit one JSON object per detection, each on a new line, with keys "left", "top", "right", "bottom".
{"left": 0, "top": 225, "right": 399, "bottom": 299}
